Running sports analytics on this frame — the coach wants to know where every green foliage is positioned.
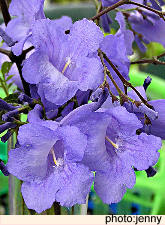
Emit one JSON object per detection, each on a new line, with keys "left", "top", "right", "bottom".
{"left": 0, "top": 61, "right": 15, "bottom": 97}
{"left": 3, "top": 92, "right": 20, "bottom": 104}
{"left": 1, "top": 62, "right": 13, "bottom": 78}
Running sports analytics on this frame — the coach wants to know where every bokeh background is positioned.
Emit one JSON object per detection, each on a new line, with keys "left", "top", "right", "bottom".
{"left": 0, "top": 0, "right": 165, "bottom": 215}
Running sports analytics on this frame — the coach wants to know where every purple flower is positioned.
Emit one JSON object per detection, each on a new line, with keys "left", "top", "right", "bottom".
{"left": 7, "top": 103, "right": 110, "bottom": 212}
{"left": 0, "top": 27, "right": 15, "bottom": 47}
{"left": 0, "top": 160, "right": 10, "bottom": 176}
{"left": 0, "top": 99, "right": 16, "bottom": 111}
{"left": 0, "top": 122, "right": 16, "bottom": 134}
{"left": 5, "top": 0, "right": 45, "bottom": 56}
{"left": 146, "top": 99, "right": 165, "bottom": 139}
{"left": 126, "top": 86, "right": 165, "bottom": 140}
{"left": 128, "top": 10, "right": 165, "bottom": 48}
{"left": 23, "top": 19, "right": 104, "bottom": 106}
{"left": 115, "top": 12, "right": 134, "bottom": 56}
{"left": 93, "top": 106, "right": 161, "bottom": 204}
{"left": 101, "top": 14, "right": 112, "bottom": 33}
{"left": 100, "top": 13, "right": 133, "bottom": 94}
{"left": 100, "top": 0, "right": 143, "bottom": 9}
{"left": 145, "top": 0, "right": 164, "bottom": 10}
{"left": 0, "top": 41, "right": 33, "bottom": 90}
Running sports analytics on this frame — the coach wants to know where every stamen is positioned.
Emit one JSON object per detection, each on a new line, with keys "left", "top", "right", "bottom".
{"left": 51, "top": 148, "right": 59, "bottom": 166}
{"left": 62, "top": 57, "right": 72, "bottom": 74}
{"left": 105, "top": 136, "right": 119, "bottom": 149}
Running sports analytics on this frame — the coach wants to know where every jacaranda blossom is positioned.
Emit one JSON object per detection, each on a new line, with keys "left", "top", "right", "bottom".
{"left": 6, "top": 0, "right": 45, "bottom": 56}
{"left": 93, "top": 106, "right": 161, "bottom": 204}
{"left": 7, "top": 102, "right": 110, "bottom": 213}
{"left": 22, "top": 18, "right": 104, "bottom": 106}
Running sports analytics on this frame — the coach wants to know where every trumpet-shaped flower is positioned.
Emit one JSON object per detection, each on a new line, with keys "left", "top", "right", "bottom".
{"left": 22, "top": 18, "right": 104, "bottom": 106}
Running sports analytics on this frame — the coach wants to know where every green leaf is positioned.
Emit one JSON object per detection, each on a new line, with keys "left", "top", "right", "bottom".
{"left": 4, "top": 92, "right": 19, "bottom": 104}
{"left": 7, "top": 82, "right": 14, "bottom": 89}
{"left": 1, "top": 62, "right": 13, "bottom": 78}
{"left": 6, "top": 75, "right": 15, "bottom": 82}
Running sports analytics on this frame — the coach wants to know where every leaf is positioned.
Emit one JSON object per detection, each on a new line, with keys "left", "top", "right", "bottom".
{"left": 4, "top": 92, "right": 20, "bottom": 103}
{"left": 7, "top": 82, "right": 14, "bottom": 89}
{"left": 1, "top": 62, "right": 13, "bottom": 78}
{"left": 6, "top": 75, "right": 15, "bottom": 82}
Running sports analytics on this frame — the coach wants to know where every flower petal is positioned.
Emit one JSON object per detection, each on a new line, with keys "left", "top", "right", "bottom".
{"left": 56, "top": 163, "right": 93, "bottom": 207}
{"left": 58, "top": 125, "right": 87, "bottom": 162}
{"left": 21, "top": 170, "right": 61, "bottom": 213}
{"left": 94, "top": 160, "right": 136, "bottom": 204}
{"left": 7, "top": 123, "right": 58, "bottom": 181}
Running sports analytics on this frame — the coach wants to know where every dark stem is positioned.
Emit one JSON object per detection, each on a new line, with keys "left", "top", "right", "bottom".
{"left": 9, "top": 52, "right": 31, "bottom": 96}
{"left": 131, "top": 51, "right": 165, "bottom": 65}
{"left": 127, "top": 1, "right": 165, "bottom": 20}
{"left": 15, "top": 58, "right": 31, "bottom": 97}
{"left": 53, "top": 202, "right": 61, "bottom": 215}
{"left": 0, "top": 0, "right": 11, "bottom": 26}
{"left": 0, "top": 47, "right": 11, "bottom": 56}
{"left": 102, "top": 51, "right": 153, "bottom": 109}
{"left": 0, "top": 49, "right": 31, "bottom": 96}
{"left": 131, "top": 58, "right": 165, "bottom": 65}
{"left": 23, "top": 46, "right": 34, "bottom": 55}
{"left": 91, "top": 0, "right": 129, "bottom": 21}
{"left": 157, "top": 52, "right": 165, "bottom": 59}
{"left": 91, "top": 0, "right": 165, "bottom": 22}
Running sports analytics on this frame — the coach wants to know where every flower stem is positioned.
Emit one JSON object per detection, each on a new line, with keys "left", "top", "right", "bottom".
{"left": 0, "top": 0, "right": 11, "bottom": 26}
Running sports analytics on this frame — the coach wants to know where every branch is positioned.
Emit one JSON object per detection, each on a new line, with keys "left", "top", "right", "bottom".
{"left": 157, "top": 52, "right": 165, "bottom": 59}
{"left": 91, "top": 0, "right": 165, "bottom": 21}
{"left": 0, "top": 47, "right": 11, "bottom": 57}
{"left": 131, "top": 58, "right": 165, "bottom": 65}
{"left": 22, "top": 46, "right": 34, "bottom": 56}
{"left": 0, "top": 48, "right": 31, "bottom": 96}
{"left": 127, "top": 1, "right": 165, "bottom": 21}
{"left": 0, "top": 0, "right": 11, "bottom": 26}
{"left": 102, "top": 51, "right": 153, "bottom": 109}
{"left": 91, "top": 0, "right": 129, "bottom": 21}
{"left": 131, "top": 52, "right": 165, "bottom": 65}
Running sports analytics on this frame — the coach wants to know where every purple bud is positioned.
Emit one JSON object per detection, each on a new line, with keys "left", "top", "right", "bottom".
{"left": 2, "top": 108, "right": 21, "bottom": 122}
{"left": 61, "top": 102, "right": 74, "bottom": 118}
{"left": 144, "top": 124, "right": 152, "bottom": 134}
{"left": 1, "top": 130, "right": 13, "bottom": 143}
{"left": 15, "top": 140, "right": 21, "bottom": 148}
{"left": 0, "top": 122, "right": 16, "bottom": 134}
{"left": 136, "top": 103, "right": 158, "bottom": 120}
{"left": 143, "top": 76, "right": 152, "bottom": 91}
{"left": 145, "top": 166, "right": 157, "bottom": 177}
{"left": 0, "top": 99, "right": 16, "bottom": 111}
{"left": 46, "top": 109, "right": 58, "bottom": 120}
{"left": 0, "top": 160, "right": 10, "bottom": 176}
{"left": 18, "top": 93, "right": 34, "bottom": 105}
{"left": 90, "top": 88, "right": 103, "bottom": 102}
{"left": 158, "top": 0, "right": 164, "bottom": 6}
{"left": 101, "top": 14, "right": 112, "bottom": 33}
{"left": 92, "top": 87, "right": 109, "bottom": 111}
{"left": 142, "top": 37, "right": 150, "bottom": 45}
{"left": 149, "top": 0, "right": 162, "bottom": 10}
{"left": 0, "top": 27, "right": 15, "bottom": 47}
{"left": 135, "top": 35, "right": 146, "bottom": 53}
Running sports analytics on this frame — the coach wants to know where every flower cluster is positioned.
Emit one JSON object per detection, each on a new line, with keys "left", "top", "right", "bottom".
{"left": 0, "top": 0, "right": 165, "bottom": 214}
